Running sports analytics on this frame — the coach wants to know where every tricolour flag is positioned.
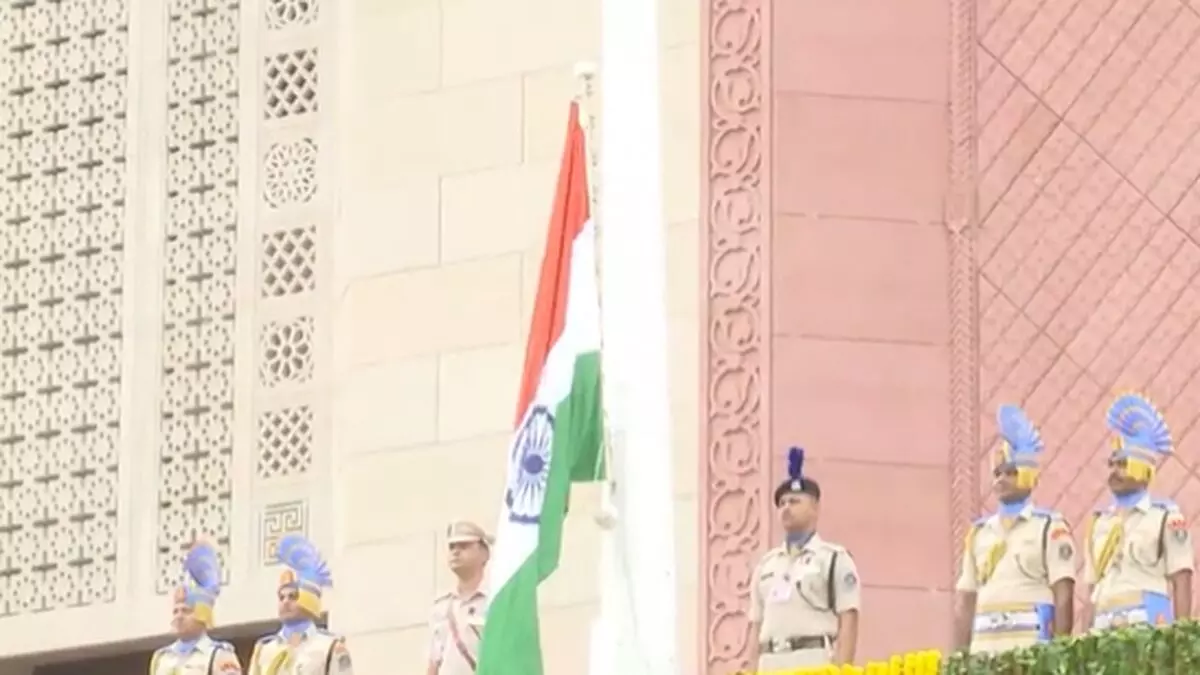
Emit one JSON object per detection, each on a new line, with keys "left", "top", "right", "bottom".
{"left": 476, "top": 101, "right": 605, "bottom": 675}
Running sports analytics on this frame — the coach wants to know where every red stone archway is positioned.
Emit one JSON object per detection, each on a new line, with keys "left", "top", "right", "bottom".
{"left": 698, "top": 0, "right": 982, "bottom": 671}
{"left": 703, "top": 0, "right": 1200, "bottom": 670}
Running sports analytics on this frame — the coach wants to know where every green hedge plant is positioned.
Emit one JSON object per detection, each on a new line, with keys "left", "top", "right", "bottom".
{"left": 940, "top": 622, "right": 1200, "bottom": 674}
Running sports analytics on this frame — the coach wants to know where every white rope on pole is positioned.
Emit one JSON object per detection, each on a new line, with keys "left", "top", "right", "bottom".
{"left": 573, "top": 61, "right": 618, "bottom": 532}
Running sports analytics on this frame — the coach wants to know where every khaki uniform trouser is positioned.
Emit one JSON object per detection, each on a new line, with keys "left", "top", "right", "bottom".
{"left": 969, "top": 633, "right": 1039, "bottom": 656}
{"left": 757, "top": 647, "right": 833, "bottom": 671}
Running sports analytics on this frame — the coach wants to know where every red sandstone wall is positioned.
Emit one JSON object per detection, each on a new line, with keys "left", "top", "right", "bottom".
{"left": 975, "top": 0, "right": 1200, "bottom": 610}
{"left": 702, "top": 0, "right": 1200, "bottom": 673}
{"left": 769, "top": 0, "right": 955, "bottom": 661}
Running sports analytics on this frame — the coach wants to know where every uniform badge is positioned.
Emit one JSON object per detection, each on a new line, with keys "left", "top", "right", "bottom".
{"left": 1174, "top": 528, "right": 1189, "bottom": 543}
{"left": 334, "top": 639, "right": 352, "bottom": 670}
{"left": 1058, "top": 543, "right": 1073, "bottom": 560}
{"left": 842, "top": 572, "right": 857, "bottom": 590}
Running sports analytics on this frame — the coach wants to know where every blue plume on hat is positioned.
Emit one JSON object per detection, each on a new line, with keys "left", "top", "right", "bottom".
{"left": 1107, "top": 393, "right": 1172, "bottom": 456}
{"left": 787, "top": 446, "right": 804, "bottom": 481}
{"left": 183, "top": 540, "right": 222, "bottom": 597}
{"left": 277, "top": 533, "right": 333, "bottom": 588}
{"left": 996, "top": 404, "right": 1043, "bottom": 463}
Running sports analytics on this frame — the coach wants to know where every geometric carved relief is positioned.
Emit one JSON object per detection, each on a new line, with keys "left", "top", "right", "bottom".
{"left": 257, "top": 405, "right": 314, "bottom": 479}
{"left": 263, "top": 139, "right": 318, "bottom": 209}
{"left": 945, "top": 0, "right": 980, "bottom": 595}
{"left": 0, "top": 0, "right": 127, "bottom": 615}
{"left": 264, "top": 49, "right": 318, "bottom": 120}
{"left": 261, "top": 225, "right": 317, "bottom": 298}
{"left": 259, "top": 316, "right": 315, "bottom": 388}
{"left": 255, "top": 2, "right": 325, "bottom": 534}
{"left": 265, "top": 0, "right": 319, "bottom": 31}
{"left": 700, "top": 0, "right": 771, "bottom": 672}
{"left": 261, "top": 500, "right": 308, "bottom": 565}
{"left": 157, "top": 0, "right": 241, "bottom": 593}
{"left": 971, "top": 0, "right": 1200, "bottom": 550}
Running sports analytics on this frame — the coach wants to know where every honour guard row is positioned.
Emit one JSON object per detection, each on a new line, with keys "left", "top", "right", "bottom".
{"left": 750, "top": 392, "right": 1196, "bottom": 671}
{"left": 955, "top": 393, "right": 1193, "bottom": 654}
{"left": 151, "top": 521, "right": 493, "bottom": 675}
{"left": 151, "top": 533, "right": 353, "bottom": 675}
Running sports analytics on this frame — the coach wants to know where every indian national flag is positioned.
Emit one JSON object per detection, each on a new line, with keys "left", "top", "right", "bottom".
{"left": 476, "top": 102, "right": 605, "bottom": 675}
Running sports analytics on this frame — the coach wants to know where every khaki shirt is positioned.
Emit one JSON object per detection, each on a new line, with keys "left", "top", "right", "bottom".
{"left": 150, "top": 636, "right": 242, "bottom": 675}
{"left": 954, "top": 506, "right": 1076, "bottom": 654}
{"left": 1086, "top": 495, "right": 1194, "bottom": 627}
{"left": 248, "top": 626, "right": 353, "bottom": 675}
{"left": 749, "top": 534, "right": 861, "bottom": 670}
{"left": 430, "top": 589, "right": 488, "bottom": 675}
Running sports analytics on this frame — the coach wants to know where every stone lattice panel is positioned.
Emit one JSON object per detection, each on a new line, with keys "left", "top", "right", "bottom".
{"left": 156, "top": 0, "right": 240, "bottom": 592}
{"left": 0, "top": 0, "right": 127, "bottom": 616}
{"left": 263, "top": 138, "right": 317, "bottom": 209}
{"left": 973, "top": 0, "right": 1200, "bottom": 594}
{"left": 256, "top": 405, "right": 313, "bottom": 479}
{"left": 265, "top": 0, "right": 318, "bottom": 31}
{"left": 260, "top": 225, "right": 317, "bottom": 298}
{"left": 258, "top": 316, "right": 314, "bottom": 388}
{"left": 263, "top": 49, "right": 318, "bottom": 120}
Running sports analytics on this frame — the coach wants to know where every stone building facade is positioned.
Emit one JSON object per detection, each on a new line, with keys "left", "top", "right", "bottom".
{"left": 8, "top": 0, "right": 1200, "bottom": 673}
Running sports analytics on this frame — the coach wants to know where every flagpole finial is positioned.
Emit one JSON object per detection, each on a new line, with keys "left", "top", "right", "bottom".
{"left": 574, "top": 62, "right": 598, "bottom": 106}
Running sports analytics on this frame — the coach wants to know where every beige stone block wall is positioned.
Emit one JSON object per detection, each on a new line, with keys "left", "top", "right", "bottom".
{"left": 331, "top": 0, "right": 700, "bottom": 673}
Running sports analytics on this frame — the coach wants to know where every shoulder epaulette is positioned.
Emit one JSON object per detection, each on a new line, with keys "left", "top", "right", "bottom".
{"left": 256, "top": 634, "right": 280, "bottom": 646}
{"left": 1030, "top": 507, "right": 1058, "bottom": 519}
{"left": 213, "top": 640, "right": 234, "bottom": 651}
{"left": 821, "top": 539, "right": 847, "bottom": 553}
{"left": 972, "top": 515, "right": 988, "bottom": 527}
{"left": 153, "top": 645, "right": 170, "bottom": 656}
{"left": 1151, "top": 498, "right": 1177, "bottom": 510}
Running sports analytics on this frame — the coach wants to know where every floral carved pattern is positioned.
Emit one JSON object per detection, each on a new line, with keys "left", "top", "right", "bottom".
{"left": 946, "top": 0, "right": 980, "bottom": 597}
{"left": 701, "top": 1, "right": 771, "bottom": 673}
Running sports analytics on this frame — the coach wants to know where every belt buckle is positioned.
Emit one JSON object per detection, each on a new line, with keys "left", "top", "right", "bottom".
{"left": 1110, "top": 611, "right": 1129, "bottom": 628}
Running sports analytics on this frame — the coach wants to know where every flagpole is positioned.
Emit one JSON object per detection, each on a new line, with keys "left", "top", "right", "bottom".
{"left": 593, "top": 0, "right": 680, "bottom": 672}
{"left": 575, "top": 60, "right": 627, "bottom": 675}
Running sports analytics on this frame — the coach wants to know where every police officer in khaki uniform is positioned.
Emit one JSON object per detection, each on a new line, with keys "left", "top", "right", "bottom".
{"left": 1085, "top": 393, "right": 1194, "bottom": 630}
{"left": 428, "top": 521, "right": 493, "bottom": 675}
{"left": 954, "top": 404, "right": 1077, "bottom": 655}
{"left": 150, "top": 538, "right": 243, "bottom": 674}
{"left": 750, "top": 447, "right": 860, "bottom": 670}
{"left": 248, "top": 534, "right": 353, "bottom": 675}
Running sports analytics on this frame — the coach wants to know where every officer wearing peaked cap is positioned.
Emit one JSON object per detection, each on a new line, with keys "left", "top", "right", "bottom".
{"left": 150, "top": 538, "right": 243, "bottom": 674}
{"left": 248, "top": 534, "right": 354, "bottom": 675}
{"left": 954, "top": 405, "right": 1077, "bottom": 655}
{"left": 1085, "top": 393, "right": 1194, "bottom": 631}
{"left": 428, "top": 521, "right": 493, "bottom": 675}
{"left": 750, "top": 448, "right": 861, "bottom": 670}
